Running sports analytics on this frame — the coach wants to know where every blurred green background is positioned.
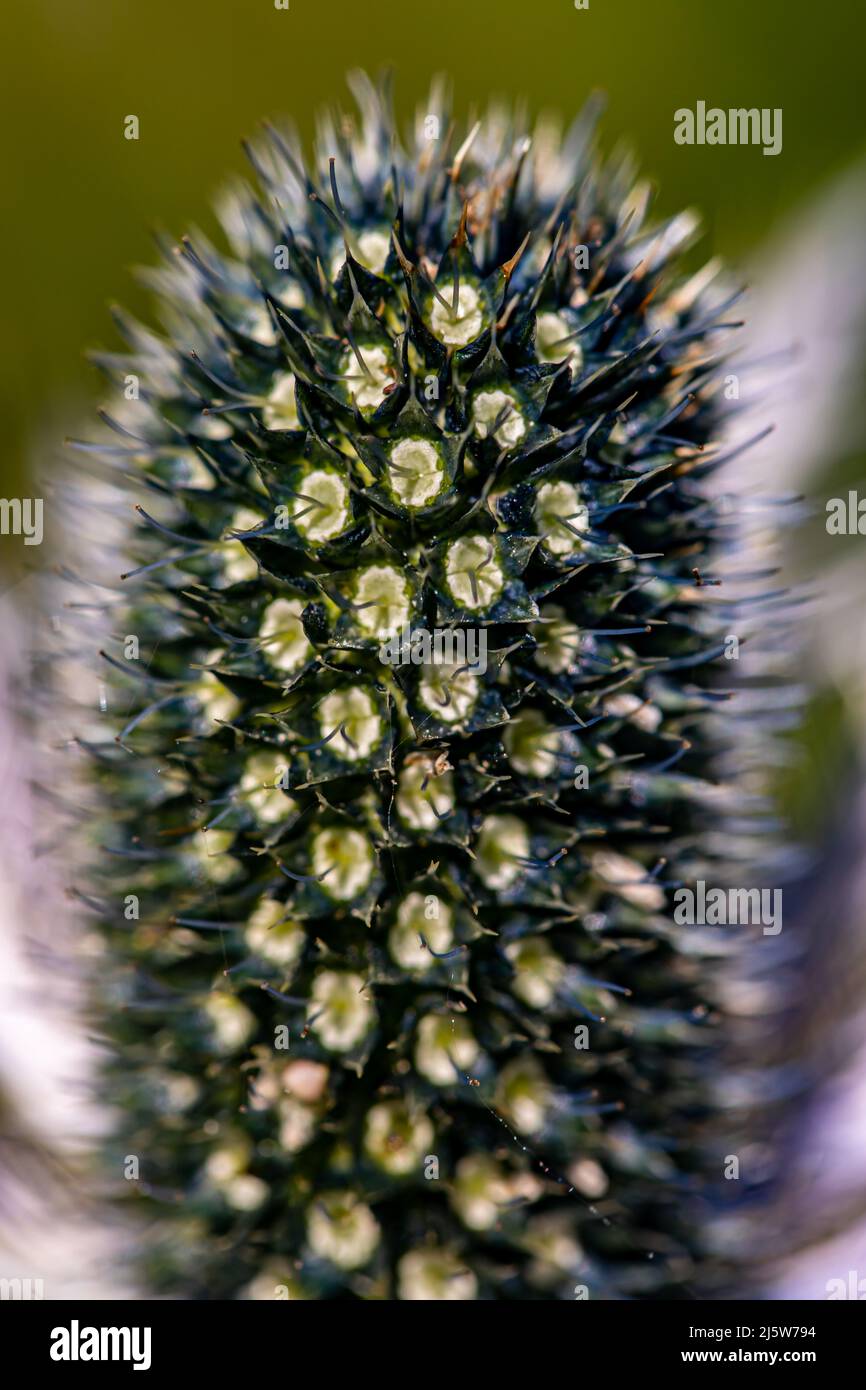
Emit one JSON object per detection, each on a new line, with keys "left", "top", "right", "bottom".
{"left": 0, "top": 0, "right": 863, "bottom": 503}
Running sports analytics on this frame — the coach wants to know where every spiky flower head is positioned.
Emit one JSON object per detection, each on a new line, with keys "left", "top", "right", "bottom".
{"left": 78, "top": 72, "right": 739, "bottom": 1300}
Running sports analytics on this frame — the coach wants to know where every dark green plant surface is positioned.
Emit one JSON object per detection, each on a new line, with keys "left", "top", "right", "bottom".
{"left": 80, "top": 75, "right": 741, "bottom": 1300}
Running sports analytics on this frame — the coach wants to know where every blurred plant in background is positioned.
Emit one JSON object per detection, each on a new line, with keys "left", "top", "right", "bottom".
{"left": 715, "top": 158, "right": 866, "bottom": 1298}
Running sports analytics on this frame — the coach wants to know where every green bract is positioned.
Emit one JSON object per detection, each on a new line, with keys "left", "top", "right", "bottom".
{"left": 80, "top": 73, "right": 740, "bottom": 1300}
